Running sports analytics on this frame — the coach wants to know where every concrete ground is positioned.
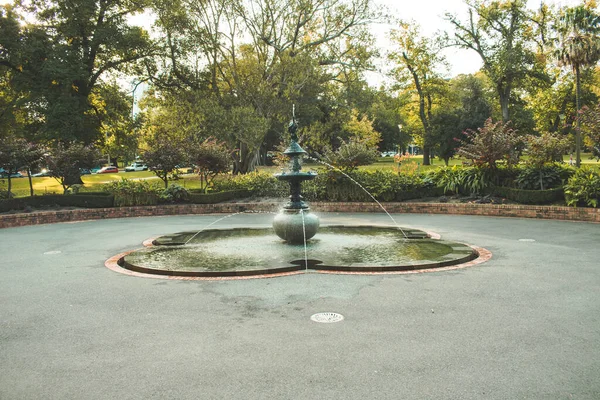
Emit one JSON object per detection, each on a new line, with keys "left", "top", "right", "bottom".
{"left": 1, "top": 212, "right": 599, "bottom": 400}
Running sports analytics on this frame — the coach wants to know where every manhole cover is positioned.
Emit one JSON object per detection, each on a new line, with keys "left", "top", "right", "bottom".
{"left": 310, "top": 312, "right": 344, "bottom": 323}
{"left": 518, "top": 239, "right": 536, "bottom": 242}
{"left": 43, "top": 250, "right": 62, "bottom": 255}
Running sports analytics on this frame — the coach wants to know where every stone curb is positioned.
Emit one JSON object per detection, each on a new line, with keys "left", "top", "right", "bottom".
{"left": 1, "top": 201, "right": 598, "bottom": 229}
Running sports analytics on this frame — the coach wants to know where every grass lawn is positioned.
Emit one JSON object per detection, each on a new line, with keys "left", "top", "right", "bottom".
{"left": 2, "top": 155, "right": 599, "bottom": 198}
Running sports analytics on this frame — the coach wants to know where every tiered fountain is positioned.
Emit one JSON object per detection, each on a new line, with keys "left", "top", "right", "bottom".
{"left": 111, "top": 109, "right": 485, "bottom": 278}
{"left": 272, "top": 113, "right": 319, "bottom": 243}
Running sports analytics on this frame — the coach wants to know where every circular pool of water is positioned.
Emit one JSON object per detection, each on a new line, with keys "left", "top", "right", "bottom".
{"left": 118, "top": 226, "right": 480, "bottom": 277}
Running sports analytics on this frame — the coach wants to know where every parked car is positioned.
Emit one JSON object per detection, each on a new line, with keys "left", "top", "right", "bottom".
{"left": 97, "top": 166, "right": 119, "bottom": 174}
{"left": 0, "top": 168, "right": 23, "bottom": 178}
{"left": 32, "top": 170, "right": 52, "bottom": 177}
{"left": 125, "top": 162, "right": 148, "bottom": 172}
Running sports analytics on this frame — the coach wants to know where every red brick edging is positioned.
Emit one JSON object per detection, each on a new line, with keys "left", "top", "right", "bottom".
{"left": 1, "top": 201, "right": 598, "bottom": 229}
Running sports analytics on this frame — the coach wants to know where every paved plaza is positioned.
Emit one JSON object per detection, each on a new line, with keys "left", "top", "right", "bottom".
{"left": 1, "top": 212, "right": 599, "bottom": 399}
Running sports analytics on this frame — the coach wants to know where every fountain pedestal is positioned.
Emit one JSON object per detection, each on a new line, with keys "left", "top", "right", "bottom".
{"left": 273, "top": 113, "right": 319, "bottom": 244}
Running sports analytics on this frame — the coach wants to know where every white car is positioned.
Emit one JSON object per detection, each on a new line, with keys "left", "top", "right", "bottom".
{"left": 124, "top": 163, "right": 148, "bottom": 172}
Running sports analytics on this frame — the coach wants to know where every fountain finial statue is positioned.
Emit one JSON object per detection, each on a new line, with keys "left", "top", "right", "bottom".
{"left": 288, "top": 105, "right": 299, "bottom": 142}
{"left": 273, "top": 106, "right": 320, "bottom": 243}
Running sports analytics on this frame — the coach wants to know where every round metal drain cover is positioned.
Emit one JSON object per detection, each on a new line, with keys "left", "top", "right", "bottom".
{"left": 310, "top": 312, "right": 344, "bottom": 323}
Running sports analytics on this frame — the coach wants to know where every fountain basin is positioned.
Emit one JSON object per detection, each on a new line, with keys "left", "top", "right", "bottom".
{"left": 118, "top": 226, "right": 479, "bottom": 278}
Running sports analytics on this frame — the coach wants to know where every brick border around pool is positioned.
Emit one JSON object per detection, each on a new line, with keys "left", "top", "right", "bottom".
{"left": 1, "top": 201, "right": 599, "bottom": 229}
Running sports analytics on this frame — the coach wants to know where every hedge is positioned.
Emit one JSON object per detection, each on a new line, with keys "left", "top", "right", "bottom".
{"left": 493, "top": 186, "right": 564, "bottom": 205}
{"left": 188, "top": 190, "right": 253, "bottom": 204}
{"left": 0, "top": 193, "right": 114, "bottom": 213}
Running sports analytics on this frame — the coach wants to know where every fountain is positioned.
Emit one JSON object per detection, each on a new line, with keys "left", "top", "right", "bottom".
{"left": 272, "top": 111, "right": 319, "bottom": 244}
{"left": 108, "top": 109, "right": 488, "bottom": 279}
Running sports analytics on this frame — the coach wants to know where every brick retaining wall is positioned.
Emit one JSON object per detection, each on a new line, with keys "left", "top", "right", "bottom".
{"left": 0, "top": 202, "right": 598, "bottom": 229}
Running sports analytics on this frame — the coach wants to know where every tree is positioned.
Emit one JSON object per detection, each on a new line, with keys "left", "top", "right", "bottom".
{"left": 457, "top": 118, "right": 522, "bottom": 169}
{"left": 143, "top": 137, "right": 185, "bottom": 188}
{"left": 445, "top": 0, "right": 544, "bottom": 122}
{"left": 45, "top": 143, "right": 100, "bottom": 193}
{"left": 189, "top": 137, "right": 231, "bottom": 193}
{"left": 148, "top": 0, "right": 378, "bottom": 172}
{"left": 431, "top": 74, "right": 493, "bottom": 165}
{"left": 0, "top": 136, "right": 27, "bottom": 197}
{"left": 581, "top": 103, "right": 600, "bottom": 159}
{"left": 388, "top": 21, "right": 447, "bottom": 165}
{"left": 1, "top": 0, "right": 156, "bottom": 144}
{"left": 555, "top": 4, "right": 600, "bottom": 167}
{"left": 20, "top": 141, "right": 46, "bottom": 196}
{"left": 525, "top": 132, "right": 570, "bottom": 168}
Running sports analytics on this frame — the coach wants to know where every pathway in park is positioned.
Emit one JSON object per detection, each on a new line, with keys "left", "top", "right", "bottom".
{"left": 1, "top": 212, "right": 599, "bottom": 399}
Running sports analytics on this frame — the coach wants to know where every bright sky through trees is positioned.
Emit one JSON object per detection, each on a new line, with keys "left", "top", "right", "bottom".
{"left": 367, "top": 0, "right": 585, "bottom": 83}
{"left": 0, "top": 0, "right": 587, "bottom": 84}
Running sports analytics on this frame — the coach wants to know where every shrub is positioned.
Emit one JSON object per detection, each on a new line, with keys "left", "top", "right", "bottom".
{"left": 103, "top": 179, "right": 159, "bottom": 207}
{"left": 429, "top": 166, "right": 494, "bottom": 196}
{"left": 188, "top": 190, "right": 252, "bottom": 204}
{"left": 157, "top": 184, "right": 190, "bottom": 203}
{"left": 564, "top": 168, "right": 600, "bottom": 207}
{"left": 493, "top": 186, "right": 564, "bottom": 204}
{"left": 321, "top": 139, "right": 379, "bottom": 172}
{"left": 0, "top": 194, "right": 114, "bottom": 213}
{"left": 457, "top": 118, "right": 522, "bottom": 168}
{"left": 213, "top": 172, "right": 287, "bottom": 197}
{"left": 189, "top": 137, "right": 231, "bottom": 193}
{"left": 515, "top": 164, "right": 574, "bottom": 190}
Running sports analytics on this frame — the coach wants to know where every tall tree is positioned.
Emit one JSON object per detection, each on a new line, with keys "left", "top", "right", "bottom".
{"left": 555, "top": 4, "right": 600, "bottom": 167}
{"left": 148, "top": 0, "right": 378, "bottom": 173}
{"left": 445, "top": 0, "right": 544, "bottom": 122}
{"left": 1, "top": 0, "right": 156, "bottom": 144}
{"left": 388, "top": 21, "right": 447, "bottom": 165}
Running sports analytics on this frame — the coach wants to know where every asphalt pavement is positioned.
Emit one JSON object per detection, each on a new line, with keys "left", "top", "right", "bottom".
{"left": 1, "top": 212, "right": 599, "bottom": 400}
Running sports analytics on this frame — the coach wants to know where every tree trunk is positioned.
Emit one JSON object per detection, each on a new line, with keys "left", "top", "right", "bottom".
{"left": 575, "top": 64, "right": 582, "bottom": 168}
{"left": 499, "top": 87, "right": 510, "bottom": 122}
{"left": 422, "top": 147, "right": 431, "bottom": 166}
{"left": 27, "top": 169, "right": 34, "bottom": 197}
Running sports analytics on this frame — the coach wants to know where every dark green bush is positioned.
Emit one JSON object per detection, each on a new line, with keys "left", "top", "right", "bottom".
{"left": 515, "top": 163, "right": 574, "bottom": 190}
{"left": 429, "top": 166, "right": 495, "bottom": 196}
{"left": 157, "top": 184, "right": 190, "bottom": 203}
{"left": 188, "top": 190, "right": 252, "bottom": 204}
{"left": 564, "top": 168, "right": 600, "bottom": 207}
{"left": 213, "top": 172, "right": 287, "bottom": 197}
{"left": 103, "top": 179, "right": 159, "bottom": 207}
{"left": 0, "top": 193, "right": 114, "bottom": 213}
{"left": 493, "top": 186, "right": 564, "bottom": 204}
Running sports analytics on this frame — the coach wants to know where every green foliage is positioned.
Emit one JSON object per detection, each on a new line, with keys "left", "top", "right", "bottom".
{"left": 525, "top": 132, "right": 571, "bottom": 168}
{"left": 157, "top": 184, "right": 189, "bottom": 203}
{"left": 188, "top": 190, "right": 252, "bottom": 204}
{"left": 321, "top": 139, "right": 379, "bottom": 172}
{"left": 102, "top": 178, "right": 159, "bottom": 207}
{"left": 45, "top": 143, "right": 101, "bottom": 194}
{"left": 493, "top": 187, "right": 565, "bottom": 205}
{"left": 143, "top": 136, "right": 186, "bottom": 188}
{"left": 213, "top": 172, "right": 287, "bottom": 197}
{"left": 0, "top": 193, "right": 114, "bottom": 213}
{"left": 190, "top": 137, "right": 231, "bottom": 193}
{"left": 457, "top": 118, "right": 522, "bottom": 168}
{"left": 564, "top": 168, "right": 600, "bottom": 207}
{"left": 515, "top": 164, "right": 574, "bottom": 190}
{"left": 429, "top": 166, "right": 494, "bottom": 196}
